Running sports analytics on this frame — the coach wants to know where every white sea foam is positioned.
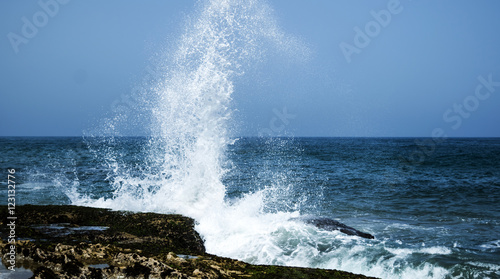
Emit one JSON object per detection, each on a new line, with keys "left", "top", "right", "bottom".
{"left": 467, "top": 261, "right": 500, "bottom": 271}
{"left": 480, "top": 240, "right": 500, "bottom": 250}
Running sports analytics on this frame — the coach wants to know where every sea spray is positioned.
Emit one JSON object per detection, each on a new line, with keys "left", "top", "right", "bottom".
{"left": 67, "top": 1, "right": 458, "bottom": 278}
{"left": 73, "top": 0, "right": 307, "bottom": 215}
{"left": 71, "top": 0, "right": 310, "bottom": 243}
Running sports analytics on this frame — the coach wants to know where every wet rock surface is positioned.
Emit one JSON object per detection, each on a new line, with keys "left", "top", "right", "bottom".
{"left": 297, "top": 217, "right": 375, "bottom": 239}
{"left": 1, "top": 205, "right": 378, "bottom": 278}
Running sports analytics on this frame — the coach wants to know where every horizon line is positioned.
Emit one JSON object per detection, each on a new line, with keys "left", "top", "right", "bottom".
{"left": 1, "top": 135, "right": 500, "bottom": 139}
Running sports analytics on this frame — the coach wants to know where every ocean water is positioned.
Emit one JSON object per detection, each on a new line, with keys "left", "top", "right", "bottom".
{"left": 1, "top": 137, "right": 499, "bottom": 278}
{"left": 2, "top": 0, "right": 500, "bottom": 278}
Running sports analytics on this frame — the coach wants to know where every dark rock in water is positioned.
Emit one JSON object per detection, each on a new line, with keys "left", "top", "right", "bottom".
{"left": 298, "top": 217, "right": 375, "bottom": 239}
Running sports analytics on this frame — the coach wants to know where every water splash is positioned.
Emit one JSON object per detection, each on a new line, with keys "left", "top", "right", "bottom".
{"left": 72, "top": 0, "right": 308, "bottom": 228}
{"left": 68, "top": 1, "right": 456, "bottom": 278}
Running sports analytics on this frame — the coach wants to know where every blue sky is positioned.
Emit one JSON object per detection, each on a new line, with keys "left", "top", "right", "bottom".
{"left": 1, "top": 0, "right": 500, "bottom": 137}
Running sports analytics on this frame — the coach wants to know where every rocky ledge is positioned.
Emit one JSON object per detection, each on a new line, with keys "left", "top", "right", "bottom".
{"left": 1, "top": 205, "right": 377, "bottom": 279}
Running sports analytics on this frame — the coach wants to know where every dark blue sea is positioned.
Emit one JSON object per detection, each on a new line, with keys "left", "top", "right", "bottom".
{"left": 1, "top": 137, "right": 499, "bottom": 278}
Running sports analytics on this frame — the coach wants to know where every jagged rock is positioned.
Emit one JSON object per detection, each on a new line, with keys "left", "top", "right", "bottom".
{"left": 0, "top": 205, "right": 378, "bottom": 279}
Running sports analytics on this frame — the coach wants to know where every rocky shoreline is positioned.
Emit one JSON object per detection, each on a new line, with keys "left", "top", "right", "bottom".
{"left": 1, "top": 205, "right": 378, "bottom": 279}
